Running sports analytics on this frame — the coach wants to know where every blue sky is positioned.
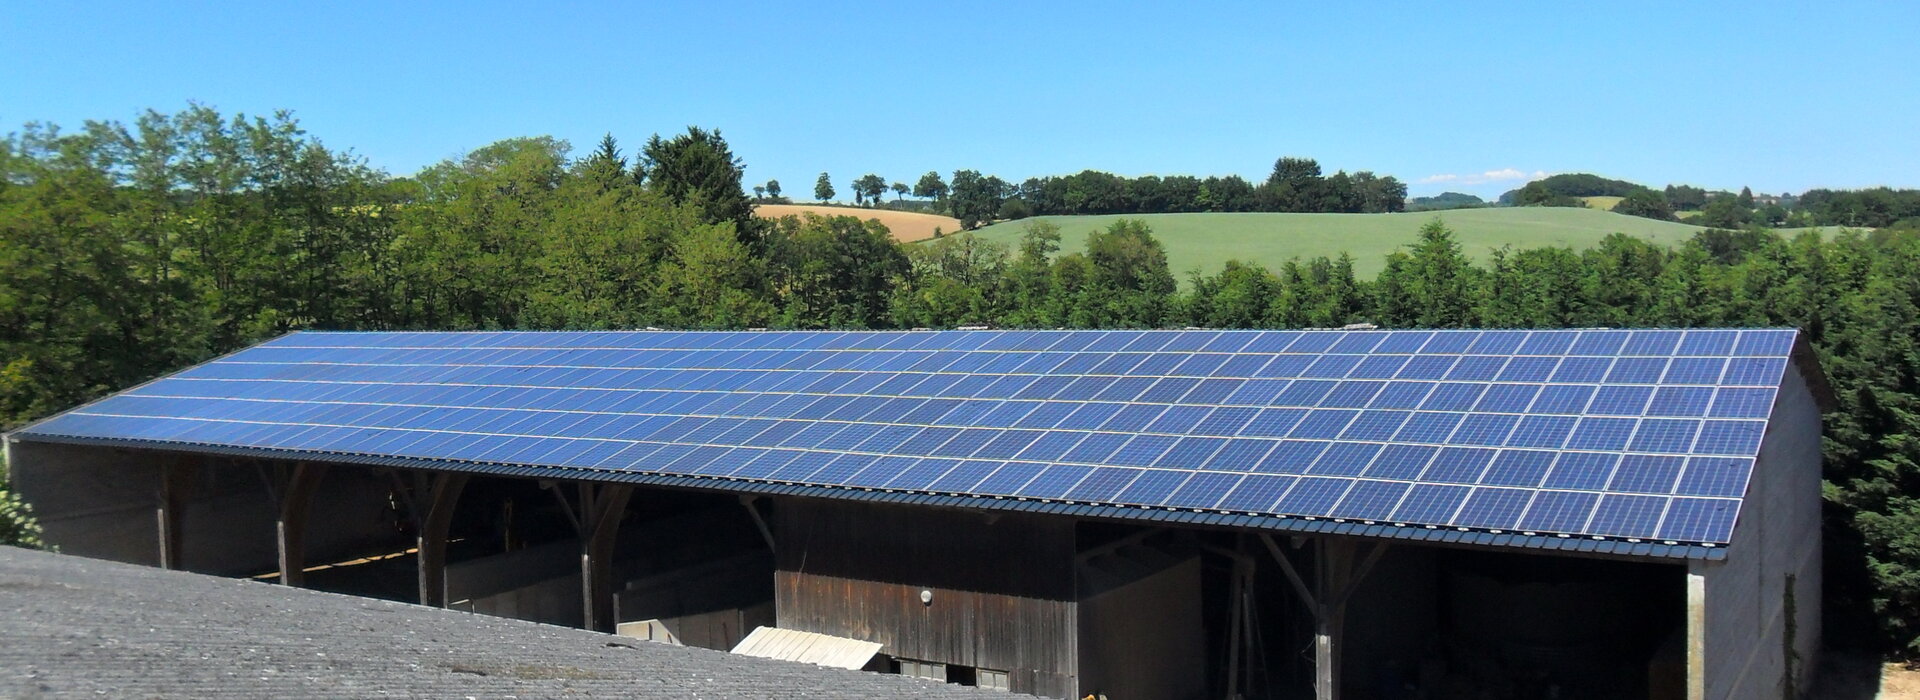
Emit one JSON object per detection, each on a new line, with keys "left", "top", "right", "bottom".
{"left": 4, "top": 2, "right": 1916, "bottom": 198}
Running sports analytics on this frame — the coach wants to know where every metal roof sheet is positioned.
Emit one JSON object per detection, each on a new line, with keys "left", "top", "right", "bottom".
{"left": 732, "top": 626, "right": 883, "bottom": 670}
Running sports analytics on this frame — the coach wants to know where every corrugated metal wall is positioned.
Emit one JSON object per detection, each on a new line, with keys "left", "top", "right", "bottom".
{"left": 773, "top": 499, "right": 1078, "bottom": 698}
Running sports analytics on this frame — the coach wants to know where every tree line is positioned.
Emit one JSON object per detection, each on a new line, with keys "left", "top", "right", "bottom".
{"left": 0, "top": 106, "right": 914, "bottom": 424}
{"left": 804, "top": 157, "right": 1409, "bottom": 229}
{"left": 1506, "top": 173, "right": 1920, "bottom": 231}
{"left": 3, "top": 105, "right": 1920, "bottom": 654}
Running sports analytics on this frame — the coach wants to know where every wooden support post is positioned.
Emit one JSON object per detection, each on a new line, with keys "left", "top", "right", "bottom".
{"left": 156, "top": 459, "right": 193, "bottom": 570}
{"left": 579, "top": 483, "right": 634, "bottom": 633}
{"left": 1686, "top": 561, "right": 1708, "bottom": 700}
{"left": 417, "top": 472, "right": 470, "bottom": 608}
{"left": 276, "top": 463, "right": 328, "bottom": 587}
{"left": 1313, "top": 540, "right": 1349, "bottom": 700}
{"left": 1260, "top": 535, "right": 1385, "bottom": 700}
{"left": 1225, "top": 545, "right": 1246, "bottom": 699}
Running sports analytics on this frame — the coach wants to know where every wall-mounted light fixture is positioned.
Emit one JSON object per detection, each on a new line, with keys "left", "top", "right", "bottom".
{"left": 919, "top": 589, "right": 934, "bottom": 606}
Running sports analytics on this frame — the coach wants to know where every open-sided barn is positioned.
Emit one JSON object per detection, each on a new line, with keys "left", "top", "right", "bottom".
{"left": 7, "top": 328, "right": 1826, "bottom": 699}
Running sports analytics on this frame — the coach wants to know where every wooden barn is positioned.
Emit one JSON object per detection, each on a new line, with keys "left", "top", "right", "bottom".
{"left": 6, "top": 328, "right": 1826, "bottom": 699}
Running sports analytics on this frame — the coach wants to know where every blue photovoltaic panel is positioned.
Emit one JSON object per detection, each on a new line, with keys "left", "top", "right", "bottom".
{"left": 14, "top": 327, "right": 1808, "bottom": 554}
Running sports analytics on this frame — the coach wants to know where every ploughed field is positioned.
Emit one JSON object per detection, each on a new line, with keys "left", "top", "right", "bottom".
{"left": 754, "top": 204, "right": 963, "bottom": 243}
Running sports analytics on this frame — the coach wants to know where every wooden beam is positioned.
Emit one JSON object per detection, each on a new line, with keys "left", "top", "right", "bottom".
{"left": 579, "top": 483, "right": 633, "bottom": 633}
{"left": 544, "top": 480, "right": 582, "bottom": 534}
{"left": 1224, "top": 536, "right": 1249, "bottom": 699}
{"left": 1260, "top": 534, "right": 1319, "bottom": 612}
{"left": 1328, "top": 542, "right": 1389, "bottom": 610}
{"left": 276, "top": 463, "right": 328, "bottom": 587}
{"left": 1260, "top": 536, "right": 1387, "bottom": 700}
{"left": 739, "top": 496, "right": 776, "bottom": 552}
{"left": 417, "top": 472, "right": 470, "bottom": 608}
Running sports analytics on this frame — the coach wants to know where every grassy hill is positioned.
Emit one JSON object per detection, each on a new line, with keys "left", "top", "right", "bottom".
{"left": 755, "top": 204, "right": 961, "bottom": 243}
{"left": 963, "top": 208, "right": 1719, "bottom": 277}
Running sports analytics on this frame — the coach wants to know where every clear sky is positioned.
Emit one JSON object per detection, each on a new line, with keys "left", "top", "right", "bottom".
{"left": 4, "top": 1, "right": 1916, "bottom": 199}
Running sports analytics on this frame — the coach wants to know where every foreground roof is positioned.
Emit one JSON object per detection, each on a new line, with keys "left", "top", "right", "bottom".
{"left": 14, "top": 328, "right": 1805, "bottom": 559}
{"left": 0, "top": 546, "right": 1012, "bottom": 698}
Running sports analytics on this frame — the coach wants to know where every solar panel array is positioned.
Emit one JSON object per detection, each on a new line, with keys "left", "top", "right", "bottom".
{"left": 17, "top": 328, "right": 1799, "bottom": 549}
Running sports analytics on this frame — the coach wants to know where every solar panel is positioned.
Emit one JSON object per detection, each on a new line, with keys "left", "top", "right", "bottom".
{"left": 14, "top": 327, "right": 1804, "bottom": 551}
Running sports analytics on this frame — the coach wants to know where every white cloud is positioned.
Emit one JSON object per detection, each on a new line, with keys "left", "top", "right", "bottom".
{"left": 1416, "top": 168, "right": 1549, "bottom": 186}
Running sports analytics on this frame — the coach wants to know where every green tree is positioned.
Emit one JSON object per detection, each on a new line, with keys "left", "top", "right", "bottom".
{"left": 1003, "top": 221, "right": 1062, "bottom": 326}
{"left": 890, "top": 232, "right": 1010, "bottom": 328}
{"left": 1269, "top": 157, "right": 1322, "bottom": 186}
{"left": 1351, "top": 171, "right": 1408, "bottom": 213}
{"left": 1080, "top": 219, "right": 1177, "bottom": 326}
{"left": 581, "top": 133, "right": 629, "bottom": 191}
{"left": 1613, "top": 188, "right": 1677, "bottom": 221}
{"left": 1514, "top": 180, "right": 1583, "bottom": 207}
{"left": 639, "top": 126, "right": 758, "bottom": 246}
{"left": 1373, "top": 219, "right": 1478, "bottom": 327}
{"left": 814, "top": 172, "right": 834, "bottom": 202}
{"left": 949, "top": 169, "right": 1006, "bottom": 229}
{"left": 1475, "top": 246, "right": 1587, "bottom": 327}
{"left": 1696, "top": 196, "right": 1754, "bottom": 229}
{"left": 1184, "top": 260, "right": 1279, "bottom": 328}
{"left": 891, "top": 181, "right": 909, "bottom": 202}
{"left": 912, "top": 171, "right": 948, "bottom": 203}
{"left": 765, "top": 179, "right": 781, "bottom": 199}
{"left": 651, "top": 221, "right": 777, "bottom": 328}
{"left": 1665, "top": 184, "right": 1708, "bottom": 210}
{"left": 854, "top": 174, "right": 887, "bottom": 207}
{"left": 398, "top": 137, "right": 569, "bottom": 328}
{"left": 764, "top": 213, "right": 909, "bottom": 327}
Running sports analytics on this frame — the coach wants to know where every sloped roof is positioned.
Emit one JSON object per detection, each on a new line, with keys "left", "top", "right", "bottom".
{"left": 11, "top": 328, "right": 1809, "bottom": 559}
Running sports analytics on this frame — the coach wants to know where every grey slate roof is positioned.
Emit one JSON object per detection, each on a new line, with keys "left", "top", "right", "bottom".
{"left": 0, "top": 546, "right": 1015, "bottom": 698}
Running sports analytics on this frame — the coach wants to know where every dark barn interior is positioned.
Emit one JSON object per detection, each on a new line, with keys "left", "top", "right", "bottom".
{"left": 12, "top": 439, "right": 1694, "bottom": 699}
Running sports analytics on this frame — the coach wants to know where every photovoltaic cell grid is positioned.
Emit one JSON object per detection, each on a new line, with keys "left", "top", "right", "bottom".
{"left": 16, "top": 328, "right": 1800, "bottom": 549}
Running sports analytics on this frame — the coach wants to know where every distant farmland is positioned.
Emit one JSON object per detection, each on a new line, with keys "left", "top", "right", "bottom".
{"left": 963, "top": 208, "right": 1816, "bottom": 277}
{"left": 754, "top": 204, "right": 961, "bottom": 243}
{"left": 1578, "top": 195, "right": 1624, "bottom": 211}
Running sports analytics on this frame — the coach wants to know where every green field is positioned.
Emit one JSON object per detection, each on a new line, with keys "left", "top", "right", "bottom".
{"left": 965, "top": 208, "right": 1765, "bottom": 278}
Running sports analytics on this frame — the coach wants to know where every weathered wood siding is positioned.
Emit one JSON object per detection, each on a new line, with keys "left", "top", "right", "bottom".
{"left": 8, "top": 443, "right": 400, "bottom": 575}
{"left": 773, "top": 499, "right": 1078, "bottom": 698}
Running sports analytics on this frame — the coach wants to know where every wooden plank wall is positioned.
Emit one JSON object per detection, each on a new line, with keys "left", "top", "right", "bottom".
{"left": 773, "top": 499, "right": 1078, "bottom": 698}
